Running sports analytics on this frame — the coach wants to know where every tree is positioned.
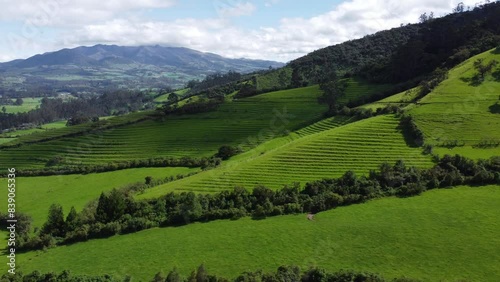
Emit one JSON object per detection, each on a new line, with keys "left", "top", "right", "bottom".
{"left": 95, "top": 192, "right": 109, "bottom": 223}
{"left": 196, "top": 264, "right": 208, "bottom": 282}
{"left": 168, "top": 93, "right": 179, "bottom": 104}
{"left": 473, "top": 58, "right": 498, "bottom": 80}
{"left": 152, "top": 272, "right": 165, "bottom": 282}
{"left": 41, "top": 204, "right": 65, "bottom": 237}
{"left": 65, "top": 206, "right": 79, "bottom": 232}
{"left": 318, "top": 79, "right": 348, "bottom": 112}
{"left": 453, "top": 2, "right": 465, "bottom": 13}
{"left": 291, "top": 68, "right": 304, "bottom": 88}
{"left": 186, "top": 79, "right": 199, "bottom": 89}
{"left": 14, "top": 98, "right": 23, "bottom": 106}
{"left": 419, "top": 12, "right": 434, "bottom": 23}
{"left": 278, "top": 70, "right": 289, "bottom": 88}
{"left": 215, "top": 145, "right": 239, "bottom": 160}
{"left": 1, "top": 106, "right": 6, "bottom": 114}
{"left": 166, "top": 267, "right": 182, "bottom": 282}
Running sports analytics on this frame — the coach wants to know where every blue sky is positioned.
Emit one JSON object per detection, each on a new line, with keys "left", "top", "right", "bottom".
{"left": 0, "top": 0, "right": 485, "bottom": 63}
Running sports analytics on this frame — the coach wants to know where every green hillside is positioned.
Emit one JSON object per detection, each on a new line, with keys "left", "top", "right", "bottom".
{"left": 0, "top": 167, "right": 197, "bottom": 228}
{"left": 0, "top": 86, "right": 327, "bottom": 169}
{"left": 140, "top": 115, "right": 433, "bottom": 197}
{"left": 410, "top": 48, "right": 500, "bottom": 159}
{"left": 16, "top": 186, "right": 500, "bottom": 281}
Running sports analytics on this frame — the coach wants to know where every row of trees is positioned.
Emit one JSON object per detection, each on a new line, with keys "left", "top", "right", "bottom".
{"left": 0, "top": 265, "right": 421, "bottom": 282}
{"left": 14, "top": 155, "right": 500, "bottom": 251}
{"left": 0, "top": 90, "right": 154, "bottom": 130}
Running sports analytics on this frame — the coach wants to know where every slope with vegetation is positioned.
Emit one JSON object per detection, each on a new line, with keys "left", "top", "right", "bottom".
{"left": 0, "top": 86, "right": 326, "bottom": 170}
{"left": 410, "top": 48, "right": 500, "bottom": 159}
{"left": 141, "top": 115, "right": 433, "bottom": 195}
{"left": 0, "top": 167, "right": 198, "bottom": 228}
{"left": 14, "top": 186, "right": 500, "bottom": 281}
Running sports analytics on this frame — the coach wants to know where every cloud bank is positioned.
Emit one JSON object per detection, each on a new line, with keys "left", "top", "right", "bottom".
{"left": 0, "top": 0, "right": 486, "bottom": 62}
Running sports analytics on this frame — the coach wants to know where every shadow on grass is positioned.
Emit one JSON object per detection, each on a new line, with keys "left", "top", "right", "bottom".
{"left": 489, "top": 102, "right": 500, "bottom": 114}
{"left": 492, "top": 47, "right": 500, "bottom": 55}
{"left": 460, "top": 75, "right": 483, "bottom": 86}
{"left": 492, "top": 69, "right": 500, "bottom": 82}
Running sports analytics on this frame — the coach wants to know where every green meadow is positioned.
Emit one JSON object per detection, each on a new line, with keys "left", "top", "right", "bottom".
{"left": 0, "top": 167, "right": 198, "bottom": 228}
{"left": 2, "top": 98, "right": 42, "bottom": 114}
{"left": 16, "top": 186, "right": 500, "bottom": 281}
{"left": 410, "top": 49, "right": 500, "bottom": 158}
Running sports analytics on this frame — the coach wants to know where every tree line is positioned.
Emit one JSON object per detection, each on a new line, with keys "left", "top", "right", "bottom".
{"left": 10, "top": 155, "right": 500, "bottom": 251}
{"left": 0, "top": 90, "right": 154, "bottom": 130}
{"left": 290, "top": 1, "right": 500, "bottom": 86}
{"left": 0, "top": 264, "right": 424, "bottom": 282}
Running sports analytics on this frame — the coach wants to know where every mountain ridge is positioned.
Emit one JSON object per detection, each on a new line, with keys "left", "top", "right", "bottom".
{"left": 0, "top": 44, "right": 284, "bottom": 94}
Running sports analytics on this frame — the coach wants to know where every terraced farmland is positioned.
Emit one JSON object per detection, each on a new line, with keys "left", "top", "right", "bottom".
{"left": 17, "top": 186, "right": 500, "bottom": 281}
{"left": 410, "top": 49, "right": 500, "bottom": 159}
{"left": 140, "top": 115, "right": 434, "bottom": 197}
{"left": 0, "top": 86, "right": 327, "bottom": 169}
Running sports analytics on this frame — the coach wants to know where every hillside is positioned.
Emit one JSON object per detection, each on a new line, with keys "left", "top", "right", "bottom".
{"left": 139, "top": 115, "right": 433, "bottom": 196}
{"left": 14, "top": 186, "right": 500, "bottom": 281}
{"left": 0, "top": 45, "right": 284, "bottom": 94}
{"left": 410, "top": 48, "right": 500, "bottom": 159}
{"left": 1, "top": 4, "right": 500, "bottom": 281}
{"left": 0, "top": 86, "right": 327, "bottom": 169}
{"left": 290, "top": 2, "right": 500, "bottom": 84}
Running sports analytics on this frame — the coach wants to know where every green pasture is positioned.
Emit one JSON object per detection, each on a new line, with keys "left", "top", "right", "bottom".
{"left": 16, "top": 186, "right": 500, "bottom": 281}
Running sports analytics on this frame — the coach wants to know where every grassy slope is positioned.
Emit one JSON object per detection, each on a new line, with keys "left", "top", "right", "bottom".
{"left": 0, "top": 86, "right": 327, "bottom": 169}
{"left": 153, "top": 89, "right": 189, "bottom": 103}
{"left": 0, "top": 111, "right": 151, "bottom": 147}
{"left": 410, "top": 48, "right": 500, "bottom": 159}
{"left": 2, "top": 98, "right": 42, "bottom": 114}
{"left": 360, "top": 87, "right": 420, "bottom": 111}
{"left": 0, "top": 167, "right": 198, "bottom": 228}
{"left": 140, "top": 115, "right": 433, "bottom": 197}
{"left": 16, "top": 186, "right": 500, "bottom": 281}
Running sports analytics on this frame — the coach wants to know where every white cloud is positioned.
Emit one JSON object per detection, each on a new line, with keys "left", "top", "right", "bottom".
{"left": 0, "top": 0, "right": 490, "bottom": 63}
{"left": 216, "top": 2, "right": 256, "bottom": 18}
{"left": 265, "top": 0, "right": 280, "bottom": 8}
{"left": 0, "top": 0, "right": 176, "bottom": 26}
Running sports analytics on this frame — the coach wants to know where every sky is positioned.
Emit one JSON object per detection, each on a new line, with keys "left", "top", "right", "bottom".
{"left": 0, "top": 0, "right": 488, "bottom": 63}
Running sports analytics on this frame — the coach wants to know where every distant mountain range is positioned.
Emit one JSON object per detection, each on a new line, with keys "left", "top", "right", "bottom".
{"left": 0, "top": 45, "right": 284, "bottom": 95}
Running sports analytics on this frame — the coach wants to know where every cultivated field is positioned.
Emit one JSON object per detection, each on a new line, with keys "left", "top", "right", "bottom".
{"left": 16, "top": 186, "right": 500, "bottom": 281}
{"left": 0, "top": 86, "right": 328, "bottom": 169}
{"left": 140, "top": 115, "right": 434, "bottom": 197}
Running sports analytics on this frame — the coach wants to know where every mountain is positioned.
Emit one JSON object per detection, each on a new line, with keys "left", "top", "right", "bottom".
{"left": 0, "top": 45, "right": 284, "bottom": 95}
{"left": 289, "top": 1, "right": 500, "bottom": 84}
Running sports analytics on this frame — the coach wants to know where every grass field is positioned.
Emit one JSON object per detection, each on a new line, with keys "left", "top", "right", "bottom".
{"left": 0, "top": 86, "right": 328, "bottom": 169}
{"left": 410, "top": 49, "right": 500, "bottom": 159}
{"left": 139, "top": 115, "right": 434, "bottom": 197}
{"left": 0, "top": 167, "right": 198, "bottom": 228}
{"left": 2, "top": 98, "right": 42, "bottom": 114}
{"left": 0, "top": 111, "right": 151, "bottom": 147}
{"left": 15, "top": 186, "right": 500, "bottom": 281}
{"left": 153, "top": 88, "right": 189, "bottom": 103}
{"left": 360, "top": 87, "right": 420, "bottom": 111}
